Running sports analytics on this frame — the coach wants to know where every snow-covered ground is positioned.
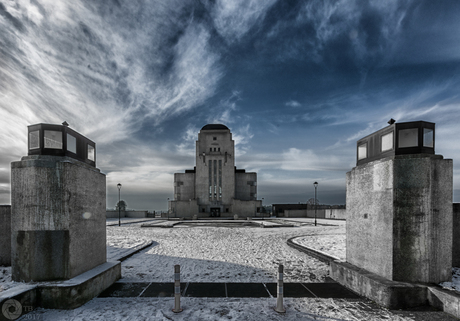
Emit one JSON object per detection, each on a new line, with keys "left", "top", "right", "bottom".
{"left": 114, "top": 222, "right": 334, "bottom": 283}
{"left": 24, "top": 297, "right": 444, "bottom": 321}
{"left": 2, "top": 219, "right": 460, "bottom": 320}
{"left": 291, "top": 232, "right": 346, "bottom": 261}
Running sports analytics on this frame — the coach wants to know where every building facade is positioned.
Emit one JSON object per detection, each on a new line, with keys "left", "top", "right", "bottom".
{"left": 170, "top": 124, "right": 261, "bottom": 218}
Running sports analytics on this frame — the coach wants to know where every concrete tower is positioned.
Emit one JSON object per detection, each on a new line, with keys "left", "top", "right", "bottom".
{"left": 171, "top": 124, "right": 261, "bottom": 218}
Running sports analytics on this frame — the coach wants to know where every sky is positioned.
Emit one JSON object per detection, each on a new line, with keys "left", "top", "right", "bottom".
{"left": 1, "top": 0, "right": 460, "bottom": 211}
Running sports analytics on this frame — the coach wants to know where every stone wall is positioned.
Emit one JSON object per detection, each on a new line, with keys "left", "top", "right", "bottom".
{"left": 170, "top": 199, "right": 198, "bottom": 218}
{"left": 346, "top": 154, "right": 452, "bottom": 283}
{"left": 284, "top": 209, "right": 326, "bottom": 218}
{"left": 106, "top": 210, "right": 148, "bottom": 218}
{"left": 235, "top": 172, "right": 257, "bottom": 201}
{"left": 11, "top": 156, "right": 106, "bottom": 282}
{"left": 232, "top": 199, "right": 261, "bottom": 217}
{"left": 174, "top": 172, "right": 195, "bottom": 201}
{"left": 325, "top": 208, "right": 347, "bottom": 220}
{"left": 0, "top": 205, "right": 11, "bottom": 266}
{"left": 454, "top": 203, "right": 460, "bottom": 268}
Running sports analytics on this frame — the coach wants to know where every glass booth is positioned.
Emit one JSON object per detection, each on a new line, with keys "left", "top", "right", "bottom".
{"left": 356, "top": 120, "right": 435, "bottom": 166}
{"left": 28, "top": 123, "right": 96, "bottom": 167}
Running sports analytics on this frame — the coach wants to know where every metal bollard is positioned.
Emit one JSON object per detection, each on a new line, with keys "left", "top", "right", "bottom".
{"left": 274, "top": 264, "right": 286, "bottom": 313}
{"left": 172, "top": 265, "right": 183, "bottom": 313}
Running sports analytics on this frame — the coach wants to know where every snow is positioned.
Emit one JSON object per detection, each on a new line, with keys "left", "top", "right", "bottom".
{"left": 22, "top": 297, "right": 425, "bottom": 321}
{"left": 1, "top": 218, "right": 459, "bottom": 320}
{"left": 291, "top": 231, "right": 346, "bottom": 261}
{"left": 440, "top": 267, "right": 460, "bottom": 292}
{"left": 114, "top": 223, "right": 332, "bottom": 283}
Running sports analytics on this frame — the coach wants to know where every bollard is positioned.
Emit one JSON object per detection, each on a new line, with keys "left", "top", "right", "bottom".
{"left": 172, "top": 265, "right": 183, "bottom": 313}
{"left": 274, "top": 264, "right": 286, "bottom": 313}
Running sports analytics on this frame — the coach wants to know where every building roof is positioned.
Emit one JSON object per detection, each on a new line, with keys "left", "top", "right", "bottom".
{"left": 201, "top": 124, "right": 229, "bottom": 130}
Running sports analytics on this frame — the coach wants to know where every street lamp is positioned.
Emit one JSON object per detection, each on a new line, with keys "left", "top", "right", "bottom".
{"left": 167, "top": 198, "right": 170, "bottom": 221}
{"left": 262, "top": 198, "right": 264, "bottom": 220}
{"left": 313, "top": 182, "right": 318, "bottom": 226}
{"left": 117, "top": 183, "right": 122, "bottom": 226}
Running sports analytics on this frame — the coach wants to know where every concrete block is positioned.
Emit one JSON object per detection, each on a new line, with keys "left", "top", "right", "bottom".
{"left": 39, "top": 261, "right": 121, "bottom": 309}
{"left": 346, "top": 154, "right": 453, "bottom": 283}
{"left": 11, "top": 155, "right": 106, "bottom": 282}
{"left": 330, "top": 260, "right": 427, "bottom": 309}
{"left": 453, "top": 203, "right": 460, "bottom": 267}
{"left": 0, "top": 205, "right": 11, "bottom": 266}
{"left": 427, "top": 286, "right": 460, "bottom": 319}
{"left": 13, "top": 230, "right": 69, "bottom": 281}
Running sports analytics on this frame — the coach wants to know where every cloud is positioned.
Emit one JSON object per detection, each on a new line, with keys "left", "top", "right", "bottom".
{"left": 285, "top": 100, "right": 301, "bottom": 108}
{"left": 209, "top": 0, "right": 278, "bottom": 43}
{"left": 281, "top": 148, "right": 348, "bottom": 172}
{"left": 206, "top": 90, "right": 241, "bottom": 125}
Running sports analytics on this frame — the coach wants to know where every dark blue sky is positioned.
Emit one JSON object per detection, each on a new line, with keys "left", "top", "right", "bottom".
{"left": 1, "top": 0, "right": 459, "bottom": 210}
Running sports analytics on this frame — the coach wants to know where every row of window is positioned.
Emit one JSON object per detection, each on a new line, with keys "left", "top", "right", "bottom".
{"left": 29, "top": 130, "right": 95, "bottom": 161}
{"left": 210, "top": 147, "right": 220, "bottom": 152}
{"left": 358, "top": 128, "right": 434, "bottom": 160}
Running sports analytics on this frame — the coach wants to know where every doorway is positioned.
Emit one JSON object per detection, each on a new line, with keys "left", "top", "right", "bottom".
{"left": 210, "top": 208, "right": 221, "bottom": 217}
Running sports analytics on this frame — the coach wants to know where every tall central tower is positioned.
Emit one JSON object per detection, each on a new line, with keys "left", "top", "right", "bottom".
{"left": 195, "top": 124, "right": 235, "bottom": 208}
{"left": 171, "top": 124, "right": 261, "bottom": 217}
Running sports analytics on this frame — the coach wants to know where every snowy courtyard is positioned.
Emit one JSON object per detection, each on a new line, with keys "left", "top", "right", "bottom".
{"left": 1, "top": 218, "right": 459, "bottom": 320}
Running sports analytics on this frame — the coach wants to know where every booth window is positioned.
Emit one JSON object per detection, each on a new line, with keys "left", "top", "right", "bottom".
{"left": 44, "top": 130, "right": 62, "bottom": 149}
{"left": 67, "top": 134, "right": 77, "bottom": 154}
{"left": 423, "top": 128, "right": 434, "bottom": 147}
{"left": 29, "top": 130, "right": 40, "bottom": 149}
{"left": 87, "top": 145, "right": 95, "bottom": 161}
{"left": 381, "top": 131, "right": 394, "bottom": 152}
{"left": 399, "top": 128, "right": 418, "bottom": 148}
{"left": 358, "top": 143, "right": 367, "bottom": 160}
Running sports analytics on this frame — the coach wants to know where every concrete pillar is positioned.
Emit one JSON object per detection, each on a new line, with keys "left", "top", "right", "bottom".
{"left": 11, "top": 155, "right": 106, "bottom": 282}
{"left": 0, "top": 205, "right": 11, "bottom": 266}
{"left": 453, "top": 203, "right": 460, "bottom": 268}
{"left": 346, "top": 154, "right": 452, "bottom": 283}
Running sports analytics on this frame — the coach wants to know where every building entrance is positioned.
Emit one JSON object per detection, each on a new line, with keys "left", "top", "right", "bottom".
{"left": 210, "top": 208, "right": 221, "bottom": 217}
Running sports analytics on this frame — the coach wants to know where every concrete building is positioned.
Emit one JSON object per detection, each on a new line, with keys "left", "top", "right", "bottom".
{"left": 170, "top": 124, "right": 261, "bottom": 218}
{"left": 11, "top": 123, "right": 107, "bottom": 282}
{"left": 345, "top": 120, "right": 452, "bottom": 284}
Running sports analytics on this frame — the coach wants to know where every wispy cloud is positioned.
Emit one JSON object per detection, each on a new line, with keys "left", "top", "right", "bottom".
{"left": 285, "top": 100, "right": 301, "bottom": 108}
{"left": 209, "top": 0, "right": 278, "bottom": 43}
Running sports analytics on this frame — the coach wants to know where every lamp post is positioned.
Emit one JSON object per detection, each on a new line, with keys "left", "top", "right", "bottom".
{"left": 117, "top": 183, "right": 122, "bottom": 226}
{"left": 262, "top": 198, "right": 264, "bottom": 220}
{"left": 167, "top": 198, "right": 170, "bottom": 221}
{"left": 313, "top": 182, "right": 318, "bottom": 226}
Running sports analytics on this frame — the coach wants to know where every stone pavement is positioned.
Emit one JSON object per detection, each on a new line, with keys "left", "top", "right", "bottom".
{"left": 99, "top": 280, "right": 361, "bottom": 299}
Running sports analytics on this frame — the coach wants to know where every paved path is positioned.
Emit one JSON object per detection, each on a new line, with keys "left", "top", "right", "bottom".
{"left": 99, "top": 280, "right": 360, "bottom": 299}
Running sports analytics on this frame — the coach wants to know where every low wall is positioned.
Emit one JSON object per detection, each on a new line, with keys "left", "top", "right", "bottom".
{"left": 0, "top": 205, "right": 11, "bottom": 266}
{"left": 454, "top": 203, "right": 460, "bottom": 267}
{"left": 125, "top": 211, "right": 147, "bottom": 218}
{"left": 325, "top": 208, "right": 347, "bottom": 220}
{"left": 106, "top": 210, "right": 148, "bottom": 218}
{"left": 284, "top": 209, "right": 325, "bottom": 218}
{"left": 106, "top": 210, "right": 123, "bottom": 218}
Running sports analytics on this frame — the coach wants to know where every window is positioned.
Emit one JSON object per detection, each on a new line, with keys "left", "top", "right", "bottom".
{"left": 87, "top": 145, "right": 95, "bottom": 161}
{"left": 44, "top": 130, "right": 62, "bottom": 149}
{"left": 218, "top": 148, "right": 220, "bottom": 151}
{"left": 423, "top": 128, "right": 434, "bottom": 147}
{"left": 67, "top": 134, "right": 77, "bottom": 154}
{"left": 381, "top": 131, "right": 394, "bottom": 152}
{"left": 210, "top": 148, "right": 212, "bottom": 152}
{"left": 399, "top": 128, "right": 418, "bottom": 148}
{"left": 358, "top": 143, "right": 367, "bottom": 160}
{"left": 29, "top": 130, "right": 40, "bottom": 149}
{"left": 213, "top": 137, "right": 217, "bottom": 140}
